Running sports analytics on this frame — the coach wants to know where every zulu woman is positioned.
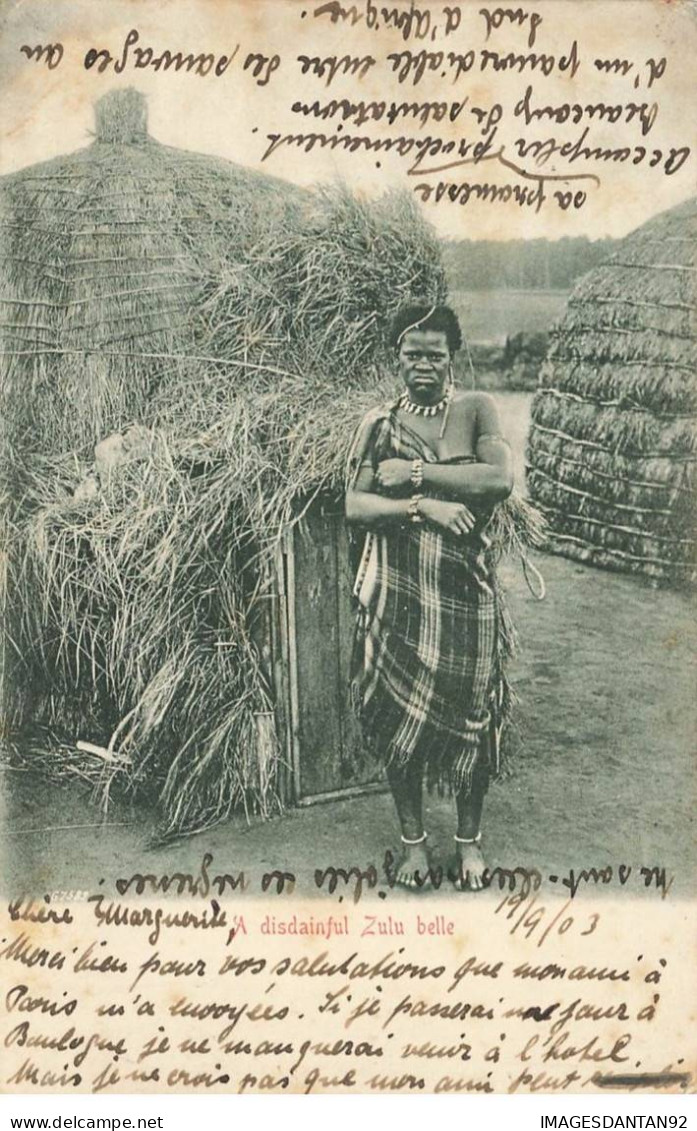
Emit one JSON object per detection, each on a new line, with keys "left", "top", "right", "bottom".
{"left": 345, "top": 302, "right": 514, "bottom": 890}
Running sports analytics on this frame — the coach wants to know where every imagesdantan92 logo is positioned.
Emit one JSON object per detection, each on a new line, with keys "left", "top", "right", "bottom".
{"left": 541, "top": 1119, "right": 688, "bottom": 1128}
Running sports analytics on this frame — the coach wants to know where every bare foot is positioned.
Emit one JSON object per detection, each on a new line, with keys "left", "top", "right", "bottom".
{"left": 453, "top": 839, "right": 487, "bottom": 892}
{"left": 395, "top": 842, "right": 432, "bottom": 891}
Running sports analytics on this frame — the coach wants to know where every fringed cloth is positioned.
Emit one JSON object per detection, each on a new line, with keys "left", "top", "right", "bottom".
{"left": 346, "top": 406, "right": 514, "bottom": 797}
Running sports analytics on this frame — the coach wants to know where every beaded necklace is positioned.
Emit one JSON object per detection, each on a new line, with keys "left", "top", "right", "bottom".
{"left": 397, "top": 389, "right": 449, "bottom": 417}
{"left": 398, "top": 385, "right": 453, "bottom": 439}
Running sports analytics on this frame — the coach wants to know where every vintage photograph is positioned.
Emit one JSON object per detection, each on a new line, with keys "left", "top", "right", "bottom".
{"left": 0, "top": 0, "right": 695, "bottom": 1099}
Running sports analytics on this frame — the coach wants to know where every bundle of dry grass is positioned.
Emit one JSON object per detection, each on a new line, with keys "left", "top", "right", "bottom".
{"left": 0, "top": 90, "right": 443, "bottom": 836}
{"left": 2, "top": 90, "right": 541, "bottom": 838}
{"left": 527, "top": 197, "right": 697, "bottom": 585}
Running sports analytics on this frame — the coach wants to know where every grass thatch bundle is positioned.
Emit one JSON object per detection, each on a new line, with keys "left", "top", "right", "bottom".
{"left": 0, "top": 90, "right": 444, "bottom": 836}
{"left": 527, "top": 197, "right": 697, "bottom": 585}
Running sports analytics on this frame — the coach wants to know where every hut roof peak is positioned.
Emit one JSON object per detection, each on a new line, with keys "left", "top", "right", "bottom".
{"left": 94, "top": 88, "right": 149, "bottom": 145}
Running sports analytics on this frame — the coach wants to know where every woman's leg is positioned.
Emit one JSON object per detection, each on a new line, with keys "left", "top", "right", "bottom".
{"left": 454, "top": 760, "right": 488, "bottom": 891}
{"left": 386, "top": 757, "right": 431, "bottom": 889}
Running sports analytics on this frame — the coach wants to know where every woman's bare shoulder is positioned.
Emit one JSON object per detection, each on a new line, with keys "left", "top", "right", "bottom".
{"left": 453, "top": 389, "right": 503, "bottom": 428}
{"left": 452, "top": 389, "right": 499, "bottom": 410}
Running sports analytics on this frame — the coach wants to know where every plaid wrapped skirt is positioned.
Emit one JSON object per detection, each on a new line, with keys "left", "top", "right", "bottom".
{"left": 349, "top": 412, "right": 509, "bottom": 795}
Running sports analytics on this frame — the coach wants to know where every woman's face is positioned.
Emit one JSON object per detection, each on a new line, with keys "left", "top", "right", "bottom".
{"left": 398, "top": 329, "right": 451, "bottom": 406}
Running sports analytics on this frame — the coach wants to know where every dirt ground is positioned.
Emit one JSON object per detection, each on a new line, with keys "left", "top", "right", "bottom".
{"left": 3, "top": 549, "right": 695, "bottom": 900}
{"left": 2, "top": 393, "right": 695, "bottom": 899}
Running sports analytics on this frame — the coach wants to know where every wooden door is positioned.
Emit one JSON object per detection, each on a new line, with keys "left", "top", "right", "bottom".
{"left": 286, "top": 498, "right": 385, "bottom": 804}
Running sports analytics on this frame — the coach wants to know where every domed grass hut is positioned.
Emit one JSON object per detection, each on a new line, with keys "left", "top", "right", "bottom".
{"left": 0, "top": 87, "right": 307, "bottom": 459}
{"left": 527, "top": 197, "right": 697, "bottom": 586}
{"left": 1, "top": 89, "right": 463, "bottom": 837}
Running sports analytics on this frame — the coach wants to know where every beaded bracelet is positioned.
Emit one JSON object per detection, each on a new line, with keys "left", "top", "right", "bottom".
{"left": 410, "top": 458, "right": 424, "bottom": 489}
{"left": 408, "top": 494, "right": 424, "bottom": 524}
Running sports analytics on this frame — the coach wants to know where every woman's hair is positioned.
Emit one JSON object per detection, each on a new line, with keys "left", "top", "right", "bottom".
{"left": 389, "top": 301, "right": 462, "bottom": 354}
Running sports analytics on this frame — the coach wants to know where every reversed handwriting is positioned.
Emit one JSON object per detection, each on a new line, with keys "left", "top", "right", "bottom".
{"left": 82, "top": 28, "right": 237, "bottom": 77}
{"left": 114, "top": 854, "right": 248, "bottom": 898}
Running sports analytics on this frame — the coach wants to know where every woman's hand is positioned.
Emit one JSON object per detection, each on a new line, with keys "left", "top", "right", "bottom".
{"left": 375, "top": 458, "right": 412, "bottom": 492}
{"left": 419, "top": 498, "right": 476, "bottom": 536}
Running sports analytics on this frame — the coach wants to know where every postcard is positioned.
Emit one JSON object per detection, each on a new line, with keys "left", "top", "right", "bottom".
{"left": 1, "top": 0, "right": 695, "bottom": 1097}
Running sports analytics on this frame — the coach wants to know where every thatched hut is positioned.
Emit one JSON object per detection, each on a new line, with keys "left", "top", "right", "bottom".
{"left": 1, "top": 89, "right": 460, "bottom": 837}
{"left": 0, "top": 88, "right": 308, "bottom": 458}
{"left": 526, "top": 197, "right": 697, "bottom": 585}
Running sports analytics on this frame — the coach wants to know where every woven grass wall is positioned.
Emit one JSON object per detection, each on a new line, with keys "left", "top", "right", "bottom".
{"left": 527, "top": 197, "right": 697, "bottom": 585}
{"left": 0, "top": 87, "right": 305, "bottom": 458}
{"left": 1, "top": 89, "right": 451, "bottom": 838}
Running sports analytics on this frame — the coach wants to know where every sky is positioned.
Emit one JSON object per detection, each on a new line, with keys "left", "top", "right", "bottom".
{"left": 0, "top": 0, "right": 695, "bottom": 242}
